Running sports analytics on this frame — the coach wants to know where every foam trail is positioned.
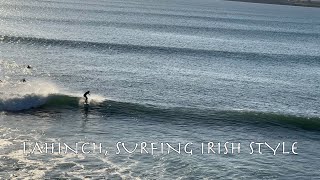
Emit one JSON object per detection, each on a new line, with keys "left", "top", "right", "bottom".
{"left": 75, "top": 93, "right": 106, "bottom": 105}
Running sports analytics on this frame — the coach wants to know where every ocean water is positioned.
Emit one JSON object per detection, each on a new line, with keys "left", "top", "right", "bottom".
{"left": 0, "top": 0, "right": 320, "bottom": 179}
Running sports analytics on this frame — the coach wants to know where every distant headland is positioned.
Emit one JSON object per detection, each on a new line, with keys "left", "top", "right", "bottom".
{"left": 227, "top": 0, "right": 320, "bottom": 8}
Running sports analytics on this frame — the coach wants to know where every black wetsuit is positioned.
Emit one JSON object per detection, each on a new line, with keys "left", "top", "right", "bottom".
{"left": 84, "top": 91, "right": 90, "bottom": 104}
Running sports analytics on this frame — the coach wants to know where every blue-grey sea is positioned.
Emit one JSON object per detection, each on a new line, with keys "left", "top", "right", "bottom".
{"left": 0, "top": 0, "right": 320, "bottom": 179}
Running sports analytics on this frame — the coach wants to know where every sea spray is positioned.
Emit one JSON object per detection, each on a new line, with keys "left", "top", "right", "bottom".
{"left": 0, "top": 80, "right": 59, "bottom": 111}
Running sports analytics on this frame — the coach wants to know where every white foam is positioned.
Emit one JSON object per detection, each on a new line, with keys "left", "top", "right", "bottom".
{"left": 63, "top": 91, "right": 106, "bottom": 106}
{"left": 0, "top": 60, "right": 33, "bottom": 80}
{"left": 0, "top": 80, "right": 59, "bottom": 111}
{"left": 0, "top": 139, "right": 13, "bottom": 148}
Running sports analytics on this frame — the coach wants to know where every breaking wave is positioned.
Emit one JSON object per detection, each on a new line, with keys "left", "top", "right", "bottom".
{"left": 0, "top": 79, "right": 104, "bottom": 111}
{"left": 0, "top": 78, "right": 318, "bottom": 131}
{"left": 1, "top": 90, "right": 319, "bottom": 131}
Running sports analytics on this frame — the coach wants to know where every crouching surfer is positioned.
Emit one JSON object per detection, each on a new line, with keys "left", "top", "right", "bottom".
{"left": 84, "top": 91, "right": 90, "bottom": 104}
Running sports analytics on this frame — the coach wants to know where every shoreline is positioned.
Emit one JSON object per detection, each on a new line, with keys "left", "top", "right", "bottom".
{"left": 226, "top": 0, "right": 320, "bottom": 8}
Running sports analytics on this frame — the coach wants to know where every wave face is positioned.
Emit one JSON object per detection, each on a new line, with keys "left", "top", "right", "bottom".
{"left": 0, "top": 93, "right": 80, "bottom": 111}
{"left": 97, "top": 100, "right": 320, "bottom": 131}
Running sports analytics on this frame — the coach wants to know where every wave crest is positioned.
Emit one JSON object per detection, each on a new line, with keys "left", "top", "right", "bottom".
{"left": 0, "top": 80, "right": 104, "bottom": 111}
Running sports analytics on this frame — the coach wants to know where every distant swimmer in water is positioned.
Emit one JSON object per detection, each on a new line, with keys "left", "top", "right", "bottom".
{"left": 83, "top": 91, "right": 90, "bottom": 104}
{"left": 27, "top": 65, "right": 32, "bottom": 69}
{"left": 21, "top": 78, "right": 26, "bottom": 82}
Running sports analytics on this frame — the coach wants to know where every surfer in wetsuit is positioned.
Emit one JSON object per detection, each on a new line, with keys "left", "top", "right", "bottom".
{"left": 84, "top": 91, "right": 90, "bottom": 104}
{"left": 21, "top": 78, "right": 26, "bottom": 82}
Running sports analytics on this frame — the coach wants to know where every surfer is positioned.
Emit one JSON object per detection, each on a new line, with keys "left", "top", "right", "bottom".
{"left": 27, "top": 65, "right": 32, "bottom": 69}
{"left": 21, "top": 78, "right": 26, "bottom": 82}
{"left": 83, "top": 91, "right": 90, "bottom": 104}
